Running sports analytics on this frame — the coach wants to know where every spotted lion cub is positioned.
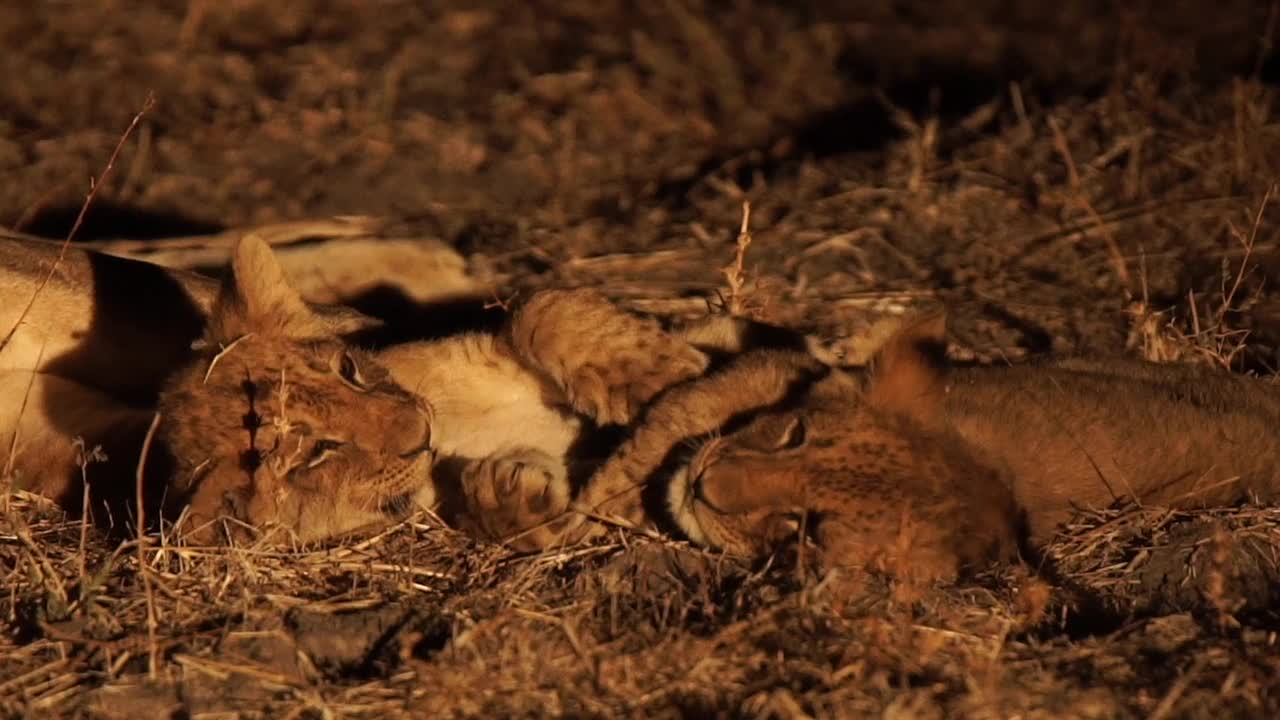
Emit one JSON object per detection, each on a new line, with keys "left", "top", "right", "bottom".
{"left": 499, "top": 312, "right": 1280, "bottom": 584}
{"left": 156, "top": 235, "right": 707, "bottom": 543}
{"left": 2, "top": 231, "right": 706, "bottom": 544}
{"left": 570, "top": 316, "right": 1022, "bottom": 583}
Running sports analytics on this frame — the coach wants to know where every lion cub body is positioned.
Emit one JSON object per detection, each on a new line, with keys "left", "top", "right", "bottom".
{"left": 1, "top": 234, "right": 707, "bottom": 543}
{"left": 946, "top": 359, "right": 1280, "bottom": 544}
{"left": 553, "top": 315, "right": 1280, "bottom": 582}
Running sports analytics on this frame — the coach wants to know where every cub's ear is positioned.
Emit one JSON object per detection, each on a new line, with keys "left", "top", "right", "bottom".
{"left": 864, "top": 311, "right": 948, "bottom": 426}
{"left": 204, "top": 233, "right": 324, "bottom": 344}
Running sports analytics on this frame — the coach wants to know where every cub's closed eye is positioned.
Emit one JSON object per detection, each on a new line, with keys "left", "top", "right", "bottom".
{"left": 777, "top": 418, "right": 807, "bottom": 449}
{"left": 307, "top": 438, "right": 345, "bottom": 468}
{"left": 334, "top": 351, "right": 366, "bottom": 388}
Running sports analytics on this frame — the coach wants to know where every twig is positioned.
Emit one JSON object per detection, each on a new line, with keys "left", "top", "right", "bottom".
{"left": 73, "top": 439, "right": 106, "bottom": 606}
{"left": 720, "top": 200, "right": 754, "bottom": 316}
{"left": 0, "top": 93, "right": 156, "bottom": 353}
{"left": 1218, "top": 184, "right": 1271, "bottom": 321}
{"left": 483, "top": 287, "right": 517, "bottom": 312}
{"left": 135, "top": 411, "right": 162, "bottom": 678}
{"left": 204, "top": 333, "right": 252, "bottom": 384}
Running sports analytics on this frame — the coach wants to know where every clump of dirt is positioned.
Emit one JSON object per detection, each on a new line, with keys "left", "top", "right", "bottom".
{"left": 1045, "top": 503, "right": 1280, "bottom": 619}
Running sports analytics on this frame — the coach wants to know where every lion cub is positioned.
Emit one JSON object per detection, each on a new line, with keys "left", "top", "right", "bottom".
{"left": 3, "top": 233, "right": 706, "bottom": 543}
{"left": 570, "top": 316, "right": 1023, "bottom": 582}
{"left": 156, "top": 236, "right": 437, "bottom": 542}
{"left": 496, "top": 312, "right": 1280, "bottom": 584}
{"left": 1, "top": 233, "right": 381, "bottom": 528}
{"left": 155, "top": 235, "right": 707, "bottom": 543}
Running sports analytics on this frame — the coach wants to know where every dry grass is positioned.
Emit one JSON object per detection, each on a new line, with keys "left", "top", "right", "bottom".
{"left": 1127, "top": 186, "right": 1275, "bottom": 368}
{"left": 3, "top": 493, "right": 1275, "bottom": 717}
{"left": 0, "top": 94, "right": 154, "bottom": 354}
{"left": 1044, "top": 502, "right": 1280, "bottom": 618}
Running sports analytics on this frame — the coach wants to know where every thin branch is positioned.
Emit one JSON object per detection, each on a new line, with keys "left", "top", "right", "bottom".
{"left": 0, "top": 93, "right": 156, "bottom": 353}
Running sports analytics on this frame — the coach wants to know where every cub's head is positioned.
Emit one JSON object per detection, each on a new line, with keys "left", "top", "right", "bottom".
{"left": 159, "top": 234, "right": 434, "bottom": 544}
{"left": 667, "top": 314, "right": 1021, "bottom": 581}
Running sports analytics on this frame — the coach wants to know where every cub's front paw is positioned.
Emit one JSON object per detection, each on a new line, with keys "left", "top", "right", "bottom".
{"left": 513, "top": 289, "right": 709, "bottom": 425}
{"left": 460, "top": 449, "right": 571, "bottom": 551}
{"left": 563, "top": 340, "right": 708, "bottom": 426}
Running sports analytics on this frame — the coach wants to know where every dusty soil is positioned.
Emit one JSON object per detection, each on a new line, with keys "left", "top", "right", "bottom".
{"left": 3, "top": 1, "right": 1280, "bottom": 717}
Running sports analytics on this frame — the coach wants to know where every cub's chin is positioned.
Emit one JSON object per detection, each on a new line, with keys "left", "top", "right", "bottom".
{"left": 665, "top": 464, "right": 710, "bottom": 547}
{"left": 664, "top": 459, "right": 804, "bottom": 560}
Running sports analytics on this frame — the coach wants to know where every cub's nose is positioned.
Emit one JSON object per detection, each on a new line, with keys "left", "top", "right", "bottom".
{"left": 388, "top": 400, "right": 432, "bottom": 458}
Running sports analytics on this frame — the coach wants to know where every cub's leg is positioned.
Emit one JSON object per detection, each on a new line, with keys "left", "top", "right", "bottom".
{"left": 571, "top": 350, "right": 826, "bottom": 540}
{"left": 507, "top": 289, "right": 710, "bottom": 426}
{"left": 455, "top": 449, "right": 575, "bottom": 551}
{"left": 378, "top": 334, "right": 578, "bottom": 545}
{"left": 455, "top": 290, "right": 713, "bottom": 548}
{"left": 1, "top": 370, "right": 160, "bottom": 524}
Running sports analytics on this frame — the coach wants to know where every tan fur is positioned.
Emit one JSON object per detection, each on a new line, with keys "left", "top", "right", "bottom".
{"left": 0, "top": 237, "right": 217, "bottom": 515}
{"left": 945, "top": 357, "right": 1280, "bottom": 545}
{"left": 1, "top": 370, "right": 159, "bottom": 522}
{"left": 508, "top": 289, "right": 710, "bottom": 425}
{"left": 654, "top": 317, "right": 1280, "bottom": 581}
{"left": 0, "top": 236, "right": 377, "bottom": 525}
{"left": 157, "top": 235, "right": 433, "bottom": 543}
{"left": 2, "top": 234, "right": 708, "bottom": 544}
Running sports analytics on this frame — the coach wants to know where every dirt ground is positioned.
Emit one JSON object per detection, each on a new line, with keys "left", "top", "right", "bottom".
{"left": 3, "top": 1, "right": 1280, "bottom": 717}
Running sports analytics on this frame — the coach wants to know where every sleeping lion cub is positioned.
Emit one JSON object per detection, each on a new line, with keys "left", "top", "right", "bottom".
{"left": 492, "top": 313, "right": 1280, "bottom": 583}
{"left": 1, "top": 233, "right": 705, "bottom": 542}
{"left": 160, "top": 234, "right": 707, "bottom": 542}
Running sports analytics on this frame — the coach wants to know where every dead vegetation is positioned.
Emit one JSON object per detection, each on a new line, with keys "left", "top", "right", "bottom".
{"left": 4, "top": 1, "right": 1280, "bottom": 717}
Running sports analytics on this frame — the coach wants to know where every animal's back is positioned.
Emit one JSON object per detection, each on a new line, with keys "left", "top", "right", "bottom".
{"left": 0, "top": 238, "right": 215, "bottom": 512}
{"left": 0, "top": 237, "right": 214, "bottom": 403}
{"left": 0, "top": 236, "right": 376, "bottom": 402}
{"left": 946, "top": 359, "right": 1280, "bottom": 542}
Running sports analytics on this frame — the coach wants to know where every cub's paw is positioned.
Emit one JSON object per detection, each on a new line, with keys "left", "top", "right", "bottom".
{"left": 460, "top": 449, "right": 572, "bottom": 551}
{"left": 512, "top": 288, "right": 709, "bottom": 425}
{"left": 562, "top": 341, "right": 709, "bottom": 426}
{"left": 815, "top": 515, "right": 962, "bottom": 585}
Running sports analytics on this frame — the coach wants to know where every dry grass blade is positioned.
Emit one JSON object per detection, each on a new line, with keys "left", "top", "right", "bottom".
{"left": 135, "top": 411, "right": 162, "bottom": 678}
{"left": 0, "top": 94, "right": 155, "bottom": 354}
{"left": 1047, "top": 114, "right": 1134, "bottom": 300}
{"left": 721, "top": 200, "right": 753, "bottom": 314}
